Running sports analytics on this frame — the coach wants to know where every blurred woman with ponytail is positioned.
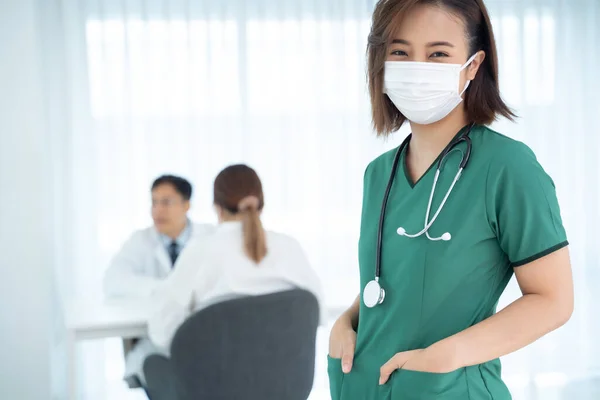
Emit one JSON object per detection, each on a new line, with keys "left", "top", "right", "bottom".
{"left": 147, "top": 164, "right": 324, "bottom": 351}
{"left": 212, "top": 164, "right": 267, "bottom": 264}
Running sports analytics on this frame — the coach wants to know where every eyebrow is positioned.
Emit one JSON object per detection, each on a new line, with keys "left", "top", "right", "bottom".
{"left": 391, "top": 39, "right": 455, "bottom": 48}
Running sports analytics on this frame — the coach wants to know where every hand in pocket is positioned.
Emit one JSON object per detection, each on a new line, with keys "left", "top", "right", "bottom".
{"left": 379, "top": 348, "right": 456, "bottom": 385}
{"left": 328, "top": 316, "right": 357, "bottom": 373}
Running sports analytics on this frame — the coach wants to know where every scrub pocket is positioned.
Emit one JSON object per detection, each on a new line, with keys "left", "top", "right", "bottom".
{"left": 390, "top": 368, "right": 467, "bottom": 400}
{"left": 327, "top": 356, "right": 345, "bottom": 400}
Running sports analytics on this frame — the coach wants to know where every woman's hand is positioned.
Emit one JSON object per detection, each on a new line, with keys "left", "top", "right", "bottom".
{"left": 379, "top": 345, "right": 457, "bottom": 385}
{"left": 328, "top": 314, "right": 357, "bottom": 373}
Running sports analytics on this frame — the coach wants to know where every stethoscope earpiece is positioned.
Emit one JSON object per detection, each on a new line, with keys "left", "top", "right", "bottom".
{"left": 398, "top": 228, "right": 451, "bottom": 241}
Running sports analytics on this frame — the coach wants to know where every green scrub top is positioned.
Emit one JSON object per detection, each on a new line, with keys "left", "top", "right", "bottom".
{"left": 328, "top": 125, "right": 568, "bottom": 400}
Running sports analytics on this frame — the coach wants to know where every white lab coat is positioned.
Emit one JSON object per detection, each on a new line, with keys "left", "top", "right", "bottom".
{"left": 147, "top": 221, "right": 325, "bottom": 351}
{"left": 103, "top": 222, "right": 214, "bottom": 381}
{"left": 103, "top": 223, "right": 214, "bottom": 297}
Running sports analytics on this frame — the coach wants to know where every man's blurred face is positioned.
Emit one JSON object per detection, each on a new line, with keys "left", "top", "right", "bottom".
{"left": 151, "top": 183, "right": 190, "bottom": 236}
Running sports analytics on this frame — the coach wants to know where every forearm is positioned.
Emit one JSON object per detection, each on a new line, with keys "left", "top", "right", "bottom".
{"left": 433, "top": 293, "right": 572, "bottom": 369}
{"left": 148, "top": 295, "right": 192, "bottom": 349}
{"left": 342, "top": 295, "right": 360, "bottom": 330}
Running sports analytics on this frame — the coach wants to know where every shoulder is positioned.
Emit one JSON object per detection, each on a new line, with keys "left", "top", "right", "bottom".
{"left": 179, "top": 234, "right": 214, "bottom": 261}
{"left": 362, "top": 145, "right": 400, "bottom": 189}
{"left": 474, "top": 126, "right": 551, "bottom": 179}
{"left": 128, "top": 226, "right": 158, "bottom": 245}
{"left": 265, "top": 230, "right": 302, "bottom": 246}
{"left": 476, "top": 126, "right": 538, "bottom": 166}
{"left": 191, "top": 222, "right": 216, "bottom": 236}
{"left": 476, "top": 126, "right": 556, "bottom": 191}
{"left": 365, "top": 146, "right": 399, "bottom": 174}
{"left": 185, "top": 224, "right": 231, "bottom": 253}
{"left": 114, "top": 226, "right": 159, "bottom": 255}
{"left": 265, "top": 230, "right": 306, "bottom": 254}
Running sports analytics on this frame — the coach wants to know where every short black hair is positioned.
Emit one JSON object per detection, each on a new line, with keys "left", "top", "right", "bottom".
{"left": 151, "top": 175, "right": 193, "bottom": 201}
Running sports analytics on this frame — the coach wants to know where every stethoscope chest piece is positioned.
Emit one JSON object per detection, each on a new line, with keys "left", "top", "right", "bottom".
{"left": 363, "top": 279, "right": 385, "bottom": 308}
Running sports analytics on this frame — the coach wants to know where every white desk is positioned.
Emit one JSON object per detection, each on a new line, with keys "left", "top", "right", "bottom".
{"left": 65, "top": 299, "right": 150, "bottom": 400}
{"left": 65, "top": 299, "right": 344, "bottom": 400}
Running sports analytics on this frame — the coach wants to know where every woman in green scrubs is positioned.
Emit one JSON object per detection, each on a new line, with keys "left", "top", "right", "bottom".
{"left": 328, "top": 0, "right": 574, "bottom": 399}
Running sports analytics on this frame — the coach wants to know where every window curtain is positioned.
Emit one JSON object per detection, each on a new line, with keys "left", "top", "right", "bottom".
{"left": 49, "top": 0, "right": 599, "bottom": 398}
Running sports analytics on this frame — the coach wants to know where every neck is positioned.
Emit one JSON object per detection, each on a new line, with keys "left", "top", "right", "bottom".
{"left": 164, "top": 221, "right": 187, "bottom": 240}
{"left": 219, "top": 214, "right": 244, "bottom": 223}
{"left": 408, "top": 108, "right": 469, "bottom": 160}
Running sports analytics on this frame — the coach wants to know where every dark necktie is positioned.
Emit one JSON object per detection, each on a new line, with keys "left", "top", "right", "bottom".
{"left": 168, "top": 241, "right": 179, "bottom": 267}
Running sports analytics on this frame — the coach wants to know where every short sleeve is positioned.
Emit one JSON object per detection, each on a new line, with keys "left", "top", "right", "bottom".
{"left": 485, "top": 143, "right": 568, "bottom": 267}
{"left": 360, "top": 162, "right": 374, "bottom": 221}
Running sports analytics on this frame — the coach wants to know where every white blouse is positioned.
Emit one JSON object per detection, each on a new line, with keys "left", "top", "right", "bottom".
{"left": 147, "top": 221, "right": 325, "bottom": 350}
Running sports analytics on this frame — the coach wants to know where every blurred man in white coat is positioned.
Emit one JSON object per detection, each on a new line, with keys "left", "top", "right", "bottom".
{"left": 103, "top": 174, "right": 213, "bottom": 386}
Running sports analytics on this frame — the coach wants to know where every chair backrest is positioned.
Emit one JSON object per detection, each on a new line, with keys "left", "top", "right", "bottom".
{"left": 170, "top": 289, "right": 320, "bottom": 400}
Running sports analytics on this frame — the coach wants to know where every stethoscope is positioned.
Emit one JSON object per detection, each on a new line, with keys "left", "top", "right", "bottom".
{"left": 362, "top": 125, "right": 473, "bottom": 308}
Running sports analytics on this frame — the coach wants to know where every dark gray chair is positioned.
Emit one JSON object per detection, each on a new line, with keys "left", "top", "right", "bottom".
{"left": 144, "top": 289, "right": 320, "bottom": 400}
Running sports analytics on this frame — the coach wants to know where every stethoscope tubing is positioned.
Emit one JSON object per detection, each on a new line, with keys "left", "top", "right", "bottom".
{"left": 374, "top": 124, "right": 474, "bottom": 279}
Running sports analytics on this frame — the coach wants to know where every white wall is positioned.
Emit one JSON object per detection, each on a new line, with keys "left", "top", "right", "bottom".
{"left": 0, "top": 1, "right": 58, "bottom": 398}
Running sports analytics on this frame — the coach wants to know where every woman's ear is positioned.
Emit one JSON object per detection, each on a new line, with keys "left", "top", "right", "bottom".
{"left": 466, "top": 50, "right": 486, "bottom": 81}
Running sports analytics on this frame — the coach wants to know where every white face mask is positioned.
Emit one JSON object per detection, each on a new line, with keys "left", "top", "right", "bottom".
{"left": 383, "top": 53, "right": 478, "bottom": 125}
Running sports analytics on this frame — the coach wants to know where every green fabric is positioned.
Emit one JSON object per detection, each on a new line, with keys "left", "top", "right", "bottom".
{"left": 329, "top": 125, "right": 568, "bottom": 400}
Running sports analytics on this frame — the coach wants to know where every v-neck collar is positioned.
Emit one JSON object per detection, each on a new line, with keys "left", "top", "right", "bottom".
{"left": 402, "top": 125, "right": 472, "bottom": 189}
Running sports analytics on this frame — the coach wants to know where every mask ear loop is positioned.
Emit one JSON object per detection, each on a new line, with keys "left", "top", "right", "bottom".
{"left": 461, "top": 53, "right": 480, "bottom": 70}
{"left": 458, "top": 53, "right": 479, "bottom": 96}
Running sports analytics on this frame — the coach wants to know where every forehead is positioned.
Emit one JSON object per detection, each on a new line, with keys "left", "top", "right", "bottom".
{"left": 152, "top": 183, "right": 180, "bottom": 198}
{"left": 391, "top": 4, "right": 467, "bottom": 46}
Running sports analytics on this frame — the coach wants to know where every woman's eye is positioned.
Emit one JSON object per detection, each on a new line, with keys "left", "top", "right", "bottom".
{"left": 430, "top": 52, "right": 449, "bottom": 58}
{"left": 390, "top": 50, "right": 407, "bottom": 56}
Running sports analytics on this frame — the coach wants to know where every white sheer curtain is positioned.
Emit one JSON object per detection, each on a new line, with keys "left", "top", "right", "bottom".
{"left": 53, "top": 0, "right": 599, "bottom": 398}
